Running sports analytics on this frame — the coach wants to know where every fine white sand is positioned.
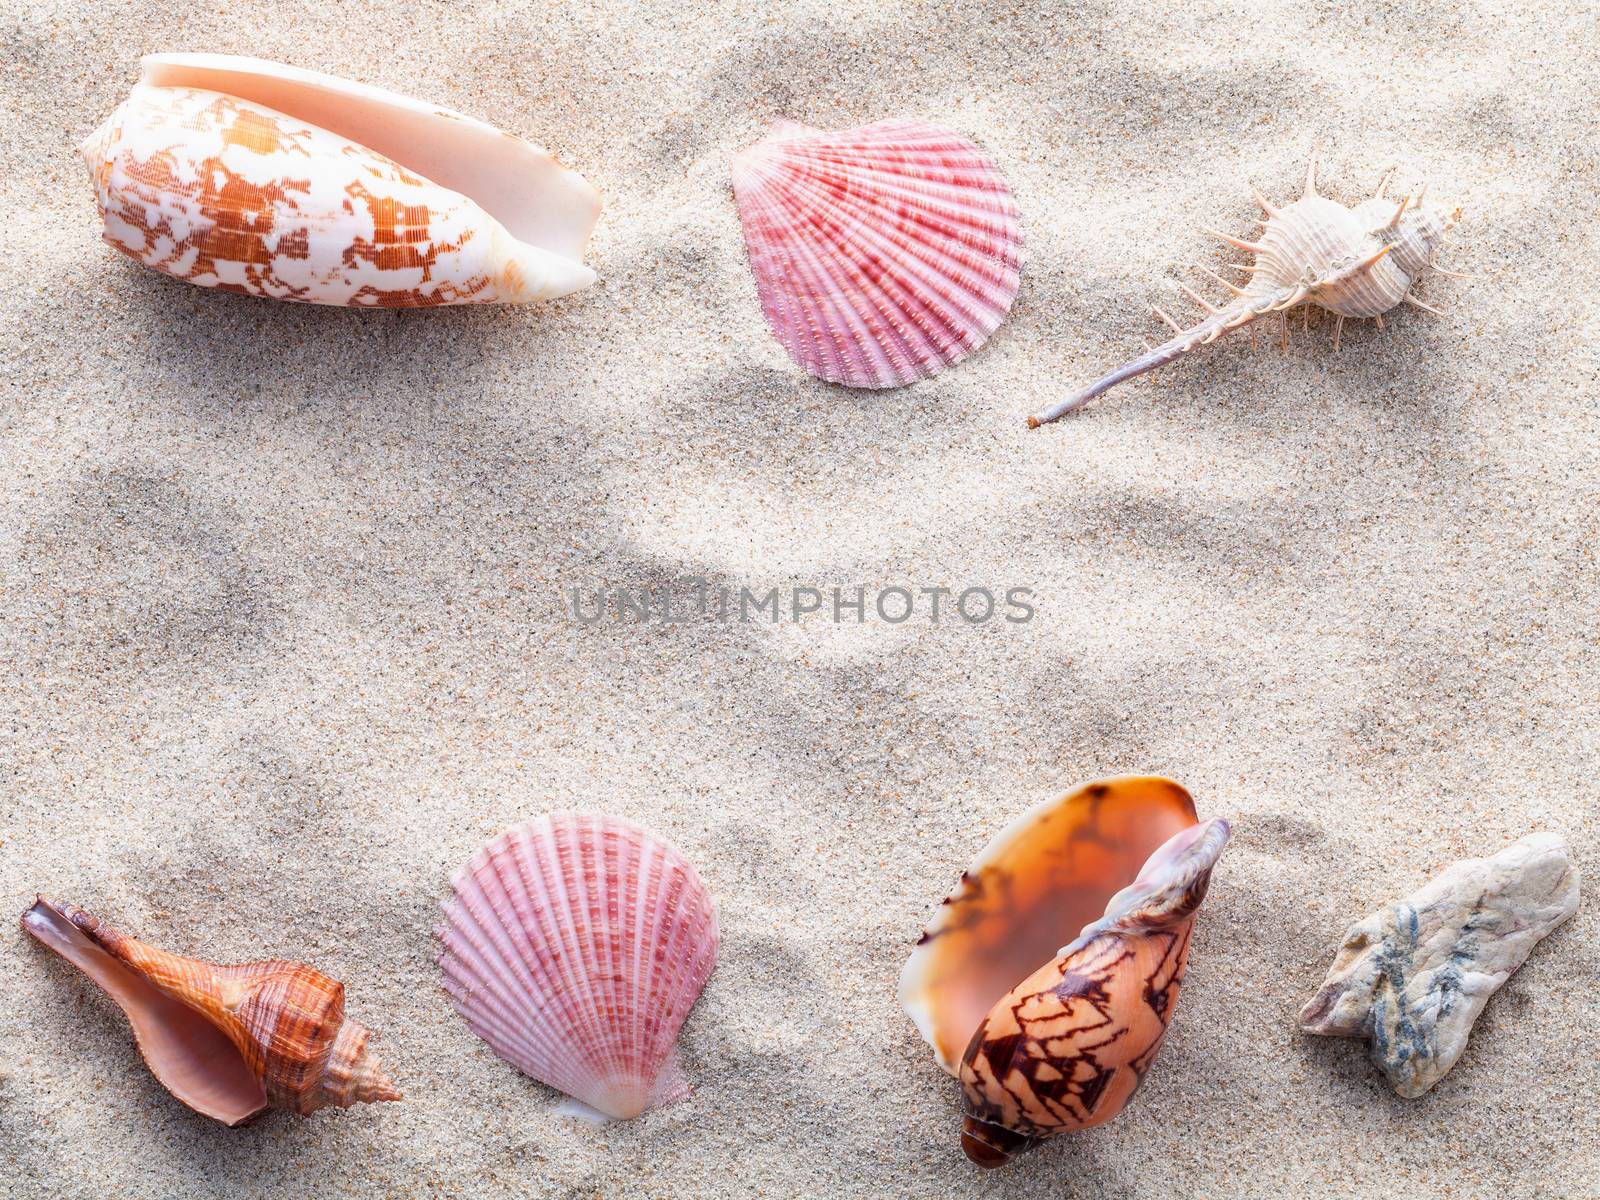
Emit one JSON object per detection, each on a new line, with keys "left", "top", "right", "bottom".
{"left": 2, "top": 2, "right": 1597, "bottom": 1197}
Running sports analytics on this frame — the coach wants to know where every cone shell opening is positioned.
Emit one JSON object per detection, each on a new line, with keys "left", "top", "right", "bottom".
{"left": 137, "top": 53, "right": 599, "bottom": 261}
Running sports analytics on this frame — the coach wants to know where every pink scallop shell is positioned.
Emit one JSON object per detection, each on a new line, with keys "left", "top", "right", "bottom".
{"left": 437, "top": 813, "right": 719, "bottom": 1120}
{"left": 731, "top": 118, "right": 1022, "bottom": 389}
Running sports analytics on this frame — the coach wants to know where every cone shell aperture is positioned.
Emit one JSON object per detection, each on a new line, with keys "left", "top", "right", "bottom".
{"left": 21, "top": 896, "right": 400, "bottom": 1125}
{"left": 899, "top": 777, "right": 1231, "bottom": 1167}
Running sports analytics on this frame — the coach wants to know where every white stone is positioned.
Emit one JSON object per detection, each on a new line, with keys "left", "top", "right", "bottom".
{"left": 1298, "top": 832, "right": 1580, "bottom": 1097}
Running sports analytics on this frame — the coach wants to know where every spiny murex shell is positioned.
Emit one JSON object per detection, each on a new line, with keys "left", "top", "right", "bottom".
{"left": 437, "top": 812, "right": 719, "bottom": 1121}
{"left": 1298, "top": 832, "right": 1579, "bottom": 1098}
{"left": 1029, "top": 150, "right": 1463, "bottom": 425}
{"left": 732, "top": 119, "right": 1021, "bottom": 388}
{"left": 22, "top": 896, "right": 400, "bottom": 1125}
{"left": 82, "top": 54, "right": 599, "bottom": 306}
{"left": 899, "top": 777, "right": 1231, "bottom": 1167}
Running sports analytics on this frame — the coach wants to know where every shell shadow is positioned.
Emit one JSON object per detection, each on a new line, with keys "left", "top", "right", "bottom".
{"left": 89, "top": 260, "right": 603, "bottom": 427}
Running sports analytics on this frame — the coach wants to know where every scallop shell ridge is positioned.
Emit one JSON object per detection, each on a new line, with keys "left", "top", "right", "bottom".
{"left": 437, "top": 812, "right": 719, "bottom": 1120}
{"left": 732, "top": 119, "right": 1022, "bottom": 388}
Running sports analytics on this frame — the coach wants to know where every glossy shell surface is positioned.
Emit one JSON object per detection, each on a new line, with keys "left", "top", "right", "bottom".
{"left": 82, "top": 54, "right": 599, "bottom": 306}
{"left": 899, "top": 776, "right": 1198, "bottom": 1073}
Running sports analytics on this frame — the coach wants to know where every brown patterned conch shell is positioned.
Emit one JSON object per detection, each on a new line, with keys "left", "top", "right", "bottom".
{"left": 21, "top": 896, "right": 401, "bottom": 1125}
{"left": 1029, "top": 150, "right": 1463, "bottom": 425}
{"left": 899, "top": 778, "right": 1231, "bottom": 1168}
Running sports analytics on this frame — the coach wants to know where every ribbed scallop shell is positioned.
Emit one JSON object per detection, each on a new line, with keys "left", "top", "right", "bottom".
{"left": 731, "top": 119, "right": 1022, "bottom": 388}
{"left": 82, "top": 54, "right": 599, "bottom": 306}
{"left": 437, "top": 813, "right": 719, "bottom": 1120}
{"left": 21, "top": 896, "right": 400, "bottom": 1125}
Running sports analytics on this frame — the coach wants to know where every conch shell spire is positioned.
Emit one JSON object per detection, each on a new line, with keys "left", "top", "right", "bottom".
{"left": 22, "top": 897, "right": 400, "bottom": 1124}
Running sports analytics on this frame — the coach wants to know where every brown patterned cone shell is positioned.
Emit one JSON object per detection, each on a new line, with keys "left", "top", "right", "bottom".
{"left": 900, "top": 776, "right": 1199, "bottom": 1074}
{"left": 955, "top": 817, "right": 1229, "bottom": 1167}
{"left": 958, "top": 919, "right": 1195, "bottom": 1159}
{"left": 58, "top": 903, "right": 400, "bottom": 1114}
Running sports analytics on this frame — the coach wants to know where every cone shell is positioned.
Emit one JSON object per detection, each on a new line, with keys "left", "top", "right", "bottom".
{"left": 899, "top": 776, "right": 1199, "bottom": 1074}
{"left": 21, "top": 896, "right": 400, "bottom": 1125}
{"left": 731, "top": 119, "right": 1021, "bottom": 388}
{"left": 437, "top": 812, "right": 719, "bottom": 1120}
{"left": 81, "top": 54, "right": 599, "bottom": 306}
{"left": 957, "top": 818, "right": 1232, "bottom": 1167}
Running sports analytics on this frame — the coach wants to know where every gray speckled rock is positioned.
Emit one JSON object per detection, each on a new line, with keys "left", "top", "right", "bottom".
{"left": 1298, "top": 833, "right": 1580, "bottom": 1097}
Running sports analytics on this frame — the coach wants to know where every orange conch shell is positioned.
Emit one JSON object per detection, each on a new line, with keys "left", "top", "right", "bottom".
{"left": 957, "top": 818, "right": 1231, "bottom": 1166}
{"left": 21, "top": 896, "right": 400, "bottom": 1125}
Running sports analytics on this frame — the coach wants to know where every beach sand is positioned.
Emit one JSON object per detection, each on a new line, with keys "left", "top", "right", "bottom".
{"left": 1, "top": 1, "right": 1597, "bottom": 1196}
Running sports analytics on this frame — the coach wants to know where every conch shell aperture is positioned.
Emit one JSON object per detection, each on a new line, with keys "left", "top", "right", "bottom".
{"left": 899, "top": 777, "right": 1231, "bottom": 1167}
{"left": 82, "top": 54, "right": 600, "bottom": 306}
{"left": 22, "top": 896, "right": 400, "bottom": 1125}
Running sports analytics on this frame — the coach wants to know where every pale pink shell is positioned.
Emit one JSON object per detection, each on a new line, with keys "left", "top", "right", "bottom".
{"left": 731, "top": 119, "right": 1022, "bottom": 388}
{"left": 437, "top": 813, "right": 719, "bottom": 1120}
